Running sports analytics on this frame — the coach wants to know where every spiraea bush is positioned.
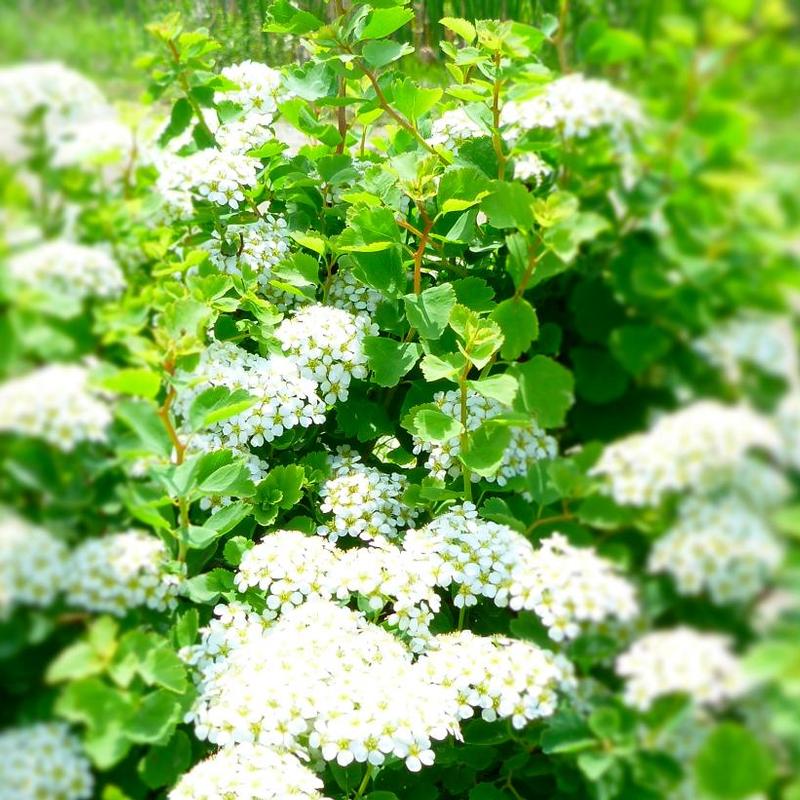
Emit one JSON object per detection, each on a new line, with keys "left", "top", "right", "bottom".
{"left": 1, "top": 2, "right": 799, "bottom": 799}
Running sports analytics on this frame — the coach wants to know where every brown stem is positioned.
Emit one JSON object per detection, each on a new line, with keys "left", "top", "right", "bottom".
{"left": 513, "top": 243, "right": 539, "bottom": 300}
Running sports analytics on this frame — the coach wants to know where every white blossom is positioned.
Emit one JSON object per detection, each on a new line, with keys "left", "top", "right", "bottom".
{"left": 411, "top": 388, "right": 557, "bottom": 485}
{"left": 328, "top": 269, "right": 383, "bottom": 316}
{"left": 427, "top": 108, "right": 486, "bottom": 150}
{"left": 694, "top": 312, "right": 798, "bottom": 386}
{"left": 0, "top": 364, "right": 112, "bottom": 451}
{"left": 7, "top": 239, "right": 125, "bottom": 303}
{"left": 416, "top": 630, "right": 575, "bottom": 729}
{"left": 590, "top": 401, "right": 781, "bottom": 507}
{"left": 0, "top": 722, "right": 92, "bottom": 800}
{"left": 501, "top": 74, "right": 642, "bottom": 142}
{"left": 64, "top": 530, "right": 181, "bottom": 616}
{"left": 169, "top": 744, "right": 330, "bottom": 800}
{"left": 648, "top": 495, "right": 783, "bottom": 604}
{"left": 316, "top": 451, "right": 418, "bottom": 543}
{"left": 276, "top": 305, "right": 377, "bottom": 404}
{"left": 201, "top": 215, "right": 291, "bottom": 289}
{"left": 174, "top": 341, "right": 326, "bottom": 448}
{"left": 0, "top": 513, "right": 67, "bottom": 618}
{"left": 616, "top": 627, "right": 747, "bottom": 710}
{"left": 513, "top": 152, "right": 552, "bottom": 185}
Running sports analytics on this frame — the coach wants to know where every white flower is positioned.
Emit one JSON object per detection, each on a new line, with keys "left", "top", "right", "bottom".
{"left": 316, "top": 450, "right": 418, "bottom": 543}
{"left": 183, "top": 599, "right": 460, "bottom": 770}
{"left": 427, "top": 108, "right": 487, "bottom": 150}
{"left": 616, "top": 627, "right": 747, "bottom": 710}
{"left": 328, "top": 269, "right": 383, "bottom": 316}
{"left": 649, "top": 494, "right": 783, "bottom": 604}
{"left": 217, "top": 60, "right": 282, "bottom": 121}
{"left": 276, "top": 304, "right": 378, "bottom": 404}
{"left": 0, "top": 513, "right": 67, "bottom": 618}
{"left": 591, "top": 401, "right": 781, "bottom": 507}
{"left": 0, "top": 364, "right": 112, "bottom": 451}
{"left": 694, "top": 312, "right": 798, "bottom": 386}
{"left": 513, "top": 152, "right": 552, "bottom": 185}
{"left": 411, "top": 388, "right": 557, "bottom": 485}
{"left": 8, "top": 240, "right": 125, "bottom": 303}
{"left": 201, "top": 214, "right": 291, "bottom": 288}
{"left": 174, "top": 341, "right": 327, "bottom": 448}
{"left": 0, "top": 722, "right": 92, "bottom": 800}
{"left": 64, "top": 530, "right": 181, "bottom": 616}
{"left": 169, "top": 743, "right": 331, "bottom": 800}
{"left": 501, "top": 74, "right": 642, "bottom": 142}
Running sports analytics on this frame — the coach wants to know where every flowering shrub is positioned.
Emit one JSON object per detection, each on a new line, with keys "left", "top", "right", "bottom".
{"left": 1, "top": 3, "right": 799, "bottom": 800}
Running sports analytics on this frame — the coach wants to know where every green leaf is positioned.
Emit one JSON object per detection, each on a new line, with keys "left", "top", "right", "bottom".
{"left": 258, "top": 465, "right": 306, "bottom": 510}
{"left": 467, "top": 374, "right": 518, "bottom": 406}
{"left": 158, "top": 98, "right": 193, "bottom": 146}
{"left": 205, "top": 501, "right": 251, "bottom": 534}
{"left": 541, "top": 713, "right": 595, "bottom": 754}
{"left": 609, "top": 324, "right": 671, "bottom": 375}
{"left": 116, "top": 400, "right": 172, "bottom": 457}
{"left": 140, "top": 643, "right": 188, "bottom": 693}
{"left": 124, "top": 690, "right": 182, "bottom": 744}
{"left": 47, "top": 643, "right": 106, "bottom": 683}
{"left": 404, "top": 283, "right": 457, "bottom": 339}
{"left": 98, "top": 369, "right": 161, "bottom": 399}
{"left": 440, "top": 16, "right": 476, "bottom": 43}
{"left": 363, "top": 40, "right": 414, "bottom": 68}
{"left": 198, "top": 461, "right": 255, "bottom": 497}
{"left": 460, "top": 421, "right": 511, "bottom": 478}
{"left": 138, "top": 730, "right": 192, "bottom": 790}
{"left": 174, "top": 609, "right": 199, "bottom": 649}
{"left": 491, "top": 298, "right": 539, "bottom": 360}
{"left": 188, "top": 386, "right": 256, "bottom": 430}
{"left": 420, "top": 352, "right": 467, "bottom": 382}
{"left": 695, "top": 723, "right": 775, "bottom": 799}
{"left": 469, "top": 785, "right": 512, "bottom": 800}
{"left": 223, "top": 535, "right": 254, "bottom": 566}
{"left": 364, "top": 338, "right": 422, "bottom": 387}
{"left": 183, "top": 568, "right": 235, "bottom": 604}
{"left": 511, "top": 356, "right": 574, "bottom": 427}
{"left": 404, "top": 404, "right": 463, "bottom": 443}
{"left": 481, "top": 181, "right": 533, "bottom": 230}
{"left": 392, "top": 78, "right": 443, "bottom": 120}
{"left": 360, "top": 6, "right": 415, "bottom": 39}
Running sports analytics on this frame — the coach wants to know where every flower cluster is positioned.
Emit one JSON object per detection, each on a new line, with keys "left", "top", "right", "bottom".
{"left": 649, "top": 495, "right": 783, "bottom": 604}
{"left": 63, "top": 530, "right": 181, "bottom": 616}
{"left": 155, "top": 150, "right": 261, "bottom": 215}
{"left": 694, "top": 312, "right": 798, "bottom": 385}
{"left": 235, "top": 529, "right": 340, "bottom": 610}
{"left": 327, "top": 269, "right": 383, "bottom": 316}
{"left": 51, "top": 117, "right": 138, "bottom": 176}
{"left": 275, "top": 304, "right": 377, "bottom": 404}
{"left": 169, "top": 743, "right": 331, "bottom": 800}
{"left": 0, "top": 62, "right": 110, "bottom": 160}
{"left": 201, "top": 214, "right": 291, "bottom": 289}
{"left": 317, "top": 451, "right": 418, "bottom": 542}
{"left": 501, "top": 73, "right": 642, "bottom": 141}
{"left": 508, "top": 532, "right": 639, "bottom": 641}
{"left": 616, "top": 627, "right": 747, "bottom": 710}
{"left": 174, "top": 341, "right": 326, "bottom": 448}
{"left": 0, "top": 722, "right": 93, "bottom": 800}
{"left": 7, "top": 239, "right": 125, "bottom": 304}
{"left": 591, "top": 401, "right": 780, "bottom": 506}
{"left": 217, "top": 60, "right": 282, "bottom": 121}
{"left": 0, "top": 364, "right": 112, "bottom": 451}
{"left": 183, "top": 599, "right": 458, "bottom": 770}
{"left": 0, "top": 513, "right": 67, "bottom": 618}
{"left": 403, "top": 505, "right": 637, "bottom": 640}
{"left": 412, "top": 388, "right": 557, "bottom": 484}
{"left": 428, "top": 107, "right": 486, "bottom": 150}
{"left": 416, "top": 631, "right": 575, "bottom": 728}
{"left": 513, "top": 151, "right": 552, "bottom": 185}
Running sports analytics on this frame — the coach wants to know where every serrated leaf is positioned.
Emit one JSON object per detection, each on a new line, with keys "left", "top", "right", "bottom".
{"left": 467, "top": 374, "right": 518, "bottom": 405}
{"left": 364, "top": 338, "right": 422, "bottom": 387}
{"left": 491, "top": 298, "right": 539, "bottom": 360}
{"left": 404, "top": 283, "right": 457, "bottom": 339}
